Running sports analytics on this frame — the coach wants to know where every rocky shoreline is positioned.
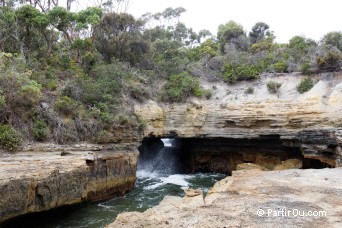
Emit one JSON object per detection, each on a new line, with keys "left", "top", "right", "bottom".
{"left": 0, "top": 143, "right": 139, "bottom": 223}
{"left": 110, "top": 168, "right": 342, "bottom": 228}
{"left": 1, "top": 73, "right": 342, "bottom": 224}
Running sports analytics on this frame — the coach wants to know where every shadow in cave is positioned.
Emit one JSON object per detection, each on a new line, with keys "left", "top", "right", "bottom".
{"left": 137, "top": 137, "right": 190, "bottom": 175}
{"left": 138, "top": 135, "right": 335, "bottom": 176}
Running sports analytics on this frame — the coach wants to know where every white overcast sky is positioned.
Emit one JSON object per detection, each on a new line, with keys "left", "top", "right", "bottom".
{"left": 75, "top": 0, "right": 342, "bottom": 43}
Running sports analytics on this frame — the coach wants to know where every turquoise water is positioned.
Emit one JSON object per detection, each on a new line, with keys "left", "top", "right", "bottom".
{"left": 4, "top": 139, "right": 226, "bottom": 228}
{"left": 4, "top": 171, "right": 225, "bottom": 228}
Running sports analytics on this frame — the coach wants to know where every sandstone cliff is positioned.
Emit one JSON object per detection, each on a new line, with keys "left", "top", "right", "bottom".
{"left": 135, "top": 73, "right": 342, "bottom": 167}
{"left": 110, "top": 168, "right": 342, "bottom": 228}
{"left": 0, "top": 143, "right": 138, "bottom": 223}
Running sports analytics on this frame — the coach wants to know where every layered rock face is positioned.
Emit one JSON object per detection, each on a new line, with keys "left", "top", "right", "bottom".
{"left": 0, "top": 143, "right": 138, "bottom": 223}
{"left": 110, "top": 168, "right": 342, "bottom": 228}
{"left": 135, "top": 73, "right": 342, "bottom": 168}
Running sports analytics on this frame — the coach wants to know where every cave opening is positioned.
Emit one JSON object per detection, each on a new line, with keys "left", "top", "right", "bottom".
{"left": 138, "top": 136, "right": 334, "bottom": 175}
{"left": 138, "top": 137, "right": 190, "bottom": 174}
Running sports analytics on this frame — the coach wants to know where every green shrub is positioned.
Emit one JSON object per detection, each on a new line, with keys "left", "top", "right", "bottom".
{"left": 55, "top": 96, "right": 78, "bottom": 116}
{"left": 266, "top": 81, "right": 282, "bottom": 94}
{"left": 193, "top": 88, "right": 203, "bottom": 97}
{"left": 297, "top": 78, "right": 314, "bottom": 94}
{"left": 316, "top": 48, "right": 342, "bottom": 71}
{"left": 203, "top": 89, "right": 213, "bottom": 99}
{"left": 137, "top": 118, "right": 147, "bottom": 130}
{"left": 96, "top": 102, "right": 109, "bottom": 112}
{"left": 116, "top": 114, "right": 130, "bottom": 125}
{"left": 300, "top": 62, "right": 313, "bottom": 75}
{"left": 0, "top": 95, "right": 5, "bottom": 109}
{"left": 19, "top": 80, "right": 43, "bottom": 107}
{"left": 45, "top": 80, "right": 58, "bottom": 91}
{"left": 0, "top": 125, "right": 22, "bottom": 151}
{"left": 81, "top": 64, "right": 123, "bottom": 105}
{"left": 249, "top": 41, "right": 272, "bottom": 53}
{"left": 222, "top": 63, "right": 261, "bottom": 83}
{"left": 271, "top": 61, "right": 288, "bottom": 73}
{"left": 0, "top": 70, "right": 43, "bottom": 108}
{"left": 100, "top": 111, "right": 114, "bottom": 124}
{"left": 161, "top": 72, "right": 202, "bottom": 102}
{"left": 32, "top": 120, "right": 49, "bottom": 141}
{"left": 130, "top": 85, "right": 150, "bottom": 102}
{"left": 245, "top": 87, "right": 254, "bottom": 94}
{"left": 222, "top": 64, "right": 236, "bottom": 83}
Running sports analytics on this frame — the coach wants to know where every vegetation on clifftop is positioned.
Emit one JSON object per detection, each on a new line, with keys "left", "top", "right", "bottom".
{"left": 0, "top": 0, "right": 341, "bottom": 149}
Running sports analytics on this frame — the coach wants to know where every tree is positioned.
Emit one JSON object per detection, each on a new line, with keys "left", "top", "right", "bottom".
{"left": 0, "top": 6, "right": 17, "bottom": 52}
{"left": 24, "top": 0, "right": 59, "bottom": 12}
{"left": 162, "top": 7, "right": 185, "bottom": 25}
{"left": 199, "top": 38, "right": 218, "bottom": 58}
{"left": 0, "top": 55, "right": 43, "bottom": 124}
{"left": 316, "top": 45, "right": 342, "bottom": 71}
{"left": 217, "top": 20, "right": 247, "bottom": 52}
{"left": 16, "top": 5, "right": 50, "bottom": 56}
{"left": 48, "top": 6, "right": 75, "bottom": 44}
{"left": 322, "top": 31, "right": 342, "bottom": 51}
{"left": 288, "top": 35, "right": 317, "bottom": 66}
{"left": 92, "top": 12, "right": 149, "bottom": 64}
{"left": 249, "top": 22, "right": 272, "bottom": 44}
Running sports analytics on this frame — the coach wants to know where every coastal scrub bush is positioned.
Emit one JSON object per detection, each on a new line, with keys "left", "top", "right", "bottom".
{"left": 19, "top": 80, "right": 43, "bottom": 107}
{"left": 137, "top": 118, "right": 147, "bottom": 130}
{"left": 300, "top": 62, "right": 313, "bottom": 75}
{"left": 161, "top": 72, "right": 202, "bottom": 102}
{"left": 0, "top": 125, "right": 23, "bottom": 151}
{"left": 203, "top": 89, "right": 213, "bottom": 99}
{"left": 55, "top": 96, "right": 79, "bottom": 116}
{"left": 266, "top": 81, "right": 282, "bottom": 94}
{"left": 316, "top": 46, "right": 342, "bottom": 71}
{"left": 0, "top": 70, "right": 43, "bottom": 108}
{"left": 271, "top": 60, "right": 288, "bottom": 73}
{"left": 222, "top": 63, "right": 260, "bottom": 83}
{"left": 297, "top": 78, "right": 314, "bottom": 94}
{"left": 245, "top": 87, "right": 254, "bottom": 94}
{"left": 81, "top": 64, "right": 123, "bottom": 105}
{"left": 32, "top": 119, "right": 49, "bottom": 141}
{"left": 130, "top": 84, "right": 150, "bottom": 102}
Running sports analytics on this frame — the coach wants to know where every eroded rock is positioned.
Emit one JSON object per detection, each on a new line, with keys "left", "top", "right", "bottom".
{"left": 273, "top": 158, "right": 303, "bottom": 170}
{"left": 0, "top": 143, "right": 139, "bottom": 223}
{"left": 135, "top": 74, "right": 342, "bottom": 168}
{"left": 236, "top": 162, "right": 269, "bottom": 171}
{"left": 184, "top": 188, "right": 203, "bottom": 197}
{"left": 109, "top": 168, "right": 342, "bottom": 228}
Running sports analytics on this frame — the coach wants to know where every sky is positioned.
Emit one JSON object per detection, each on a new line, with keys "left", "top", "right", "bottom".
{"left": 126, "top": 0, "right": 342, "bottom": 43}
{"left": 71, "top": 0, "right": 342, "bottom": 43}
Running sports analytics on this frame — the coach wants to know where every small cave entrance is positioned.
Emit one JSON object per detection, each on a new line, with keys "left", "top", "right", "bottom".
{"left": 138, "top": 137, "right": 190, "bottom": 175}
{"left": 303, "top": 158, "right": 333, "bottom": 169}
{"left": 138, "top": 135, "right": 335, "bottom": 175}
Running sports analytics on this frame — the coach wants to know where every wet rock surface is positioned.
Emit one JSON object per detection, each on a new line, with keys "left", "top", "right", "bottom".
{"left": 110, "top": 168, "right": 342, "bottom": 228}
{"left": 0, "top": 143, "right": 139, "bottom": 223}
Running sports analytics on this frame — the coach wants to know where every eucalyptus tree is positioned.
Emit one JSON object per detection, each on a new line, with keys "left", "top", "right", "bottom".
{"left": 15, "top": 5, "right": 50, "bottom": 56}
{"left": 217, "top": 20, "right": 247, "bottom": 52}
{"left": 92, "top": 12, "right": 149, "bottom": 64}
{"left": 322, "top": 31, "right": 342, "bottom": 51}
{"left": 249, "top": 22, "right": 272, "bottom": 44}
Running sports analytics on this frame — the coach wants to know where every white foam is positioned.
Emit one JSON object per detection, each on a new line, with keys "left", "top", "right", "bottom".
{"left": 161, "top": 174, "right": 189, "bottom": 187}
{"left": 98, "top": 203, "right": 114, "bottom": 209}
{"left": 136, "top": 170, "right": 159, "bottom": 179}
{"left": 161, "top": 138, "right": 174, "bottom": 147}
{"left": 144, "top": 182, "right": 163, "bottom": 190}
{"left": 143, "top": 174, "right": 190, "bottom": 190}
